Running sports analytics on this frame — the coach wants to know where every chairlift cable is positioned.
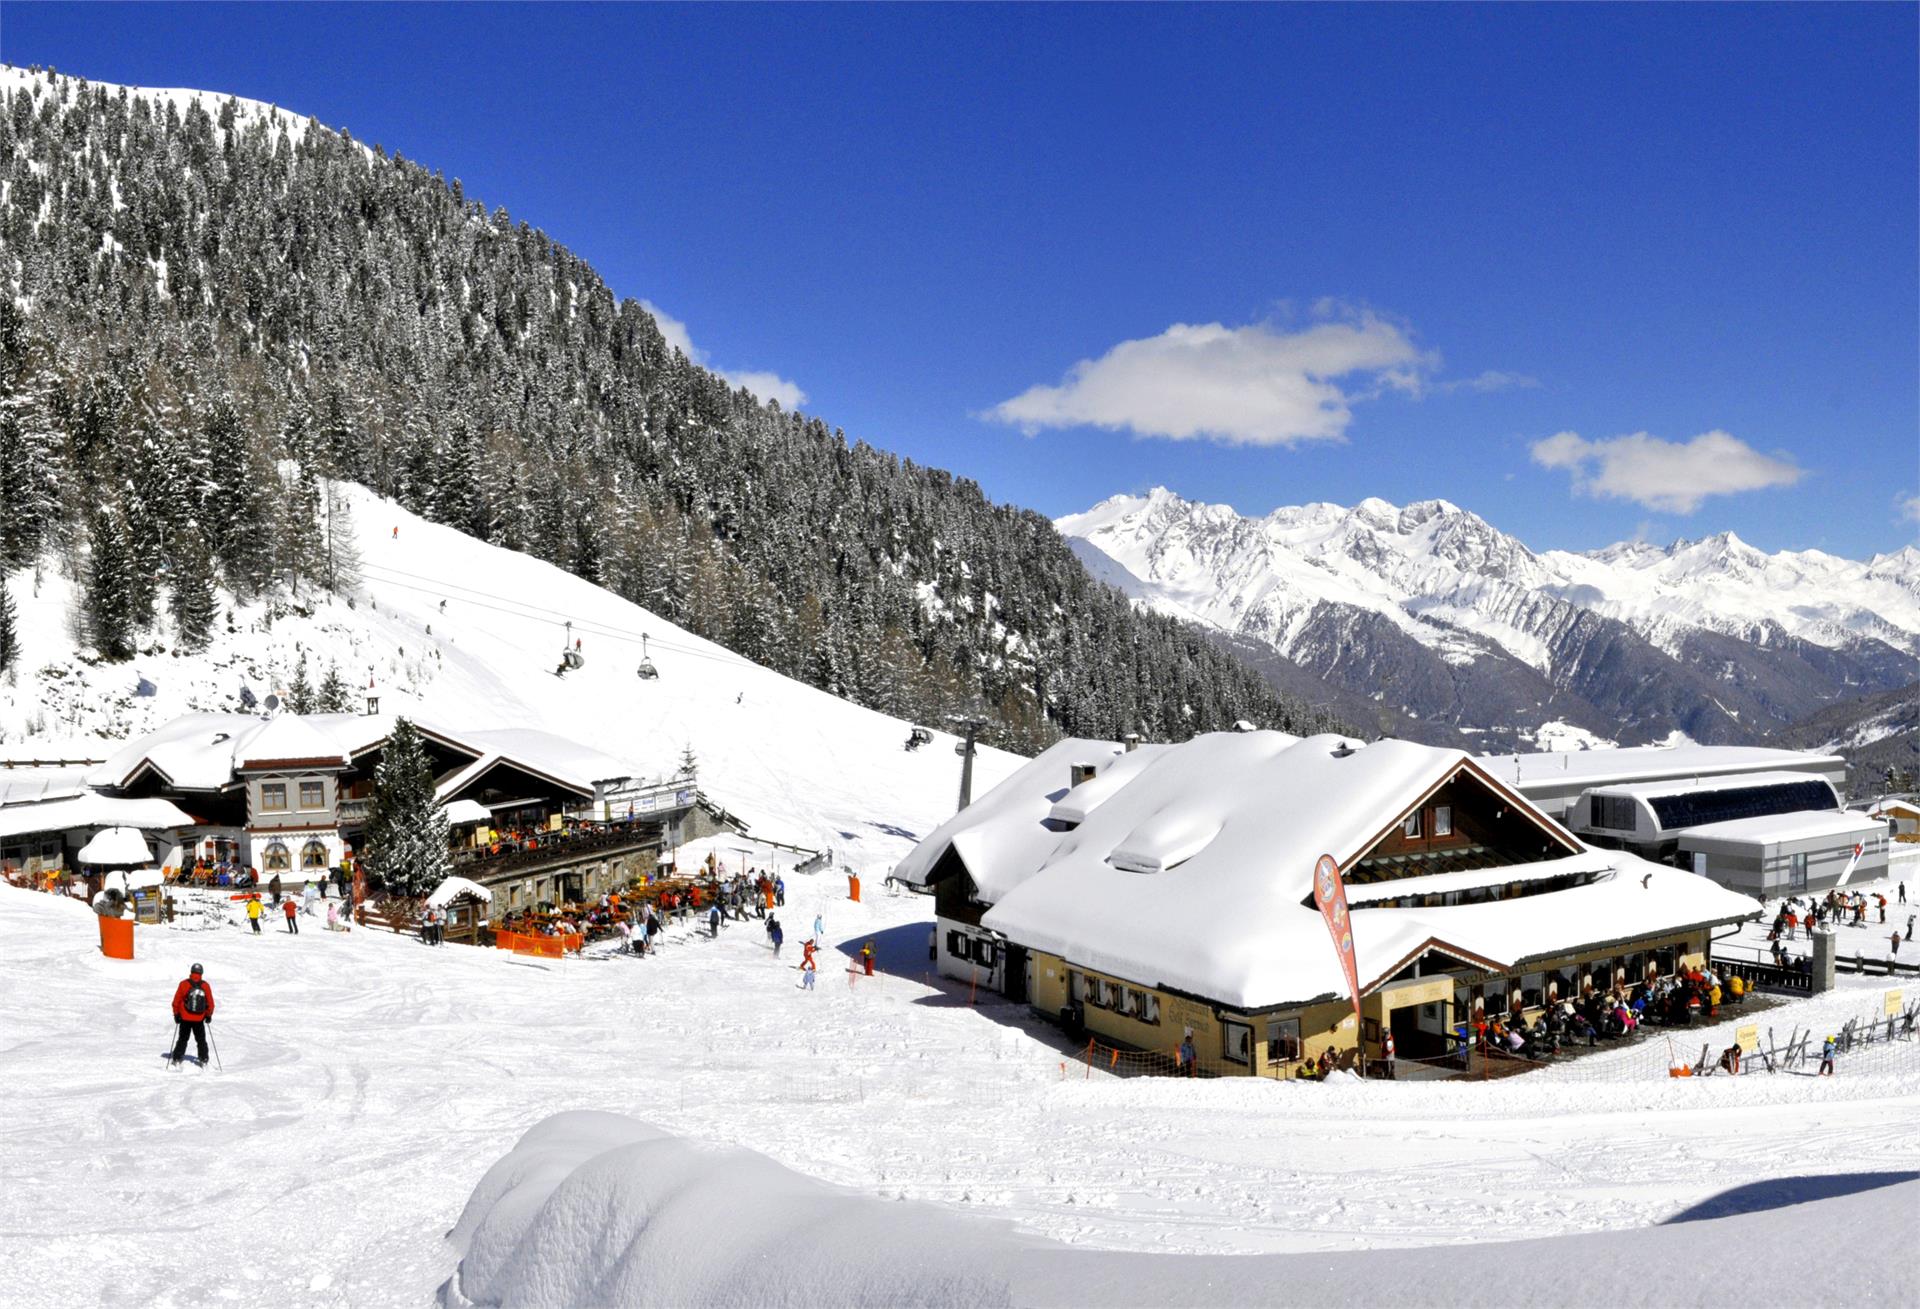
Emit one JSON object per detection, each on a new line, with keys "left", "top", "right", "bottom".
{"left": 354, "top": 561, "right": 758, "bottom": 671}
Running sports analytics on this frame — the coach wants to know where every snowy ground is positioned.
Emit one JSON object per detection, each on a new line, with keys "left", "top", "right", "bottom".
{"left": 5, "top": 871, "right": 1918, "bottom": 1308}
{"left": 1721, "top": 861, "right": 1920, "bottom": 966}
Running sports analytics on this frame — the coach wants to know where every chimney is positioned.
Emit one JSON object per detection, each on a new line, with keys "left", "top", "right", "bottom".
{"left": 1123, "top": 733, "right": 1142, "bottom": 753}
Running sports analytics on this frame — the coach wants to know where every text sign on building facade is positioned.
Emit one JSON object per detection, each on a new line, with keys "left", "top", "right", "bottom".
{"left": 1312, "top": 854, "right": 1363, "bottom": 1033}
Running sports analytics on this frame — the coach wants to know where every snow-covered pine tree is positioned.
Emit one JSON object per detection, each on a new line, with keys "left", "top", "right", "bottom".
{"left": 167, "top": 524, "right": 220, "bottom": 653}
{"left": 287, "top": 651, "right": 314, "bottom": 714}
{"left": 363, "top": 717, "right": 451, "bottom": 898}
{"left": 0, "top": 358, "right": 64, "bottom": 569}
{"left": 317, "top": 662, "right": 351, "bottom": 713}
{"left": 84, "top": 510, "right": 138, "bottom": 661}
{"left": 0, "top": 577, "right": 18, "bottom": 673}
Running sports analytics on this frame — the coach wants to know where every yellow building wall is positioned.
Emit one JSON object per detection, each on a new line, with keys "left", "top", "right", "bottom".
{"left": 1025, "top": 927, "right": 1715, "bottom": 1079}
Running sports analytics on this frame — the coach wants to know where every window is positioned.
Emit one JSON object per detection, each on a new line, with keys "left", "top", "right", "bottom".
{"left": 970, "top": 937, "right": 997, "bottom": 967}
{"left": 1140, "top": 992, "right": 1160, "bottom": 1024}
{"left": 1483, "top": 980, "right": 1508, "bottom": 1015}
{"left": 1790, "top": 852, "right": 1808, "bottom": 891}
{"left": 260, "top": 783, "right": 288, "bottom": 813}
{"left": 301, "top": 840, "right": 328, "bottom": 869}
{"left": 1434, "top": 805, "right": 1453, "bottom": 837}
{"left": 1647, "top": 780, "right": 1835, "bottom": 831}
{"left": 1267, "top": 1017, "right": 1302, "bottom": 1063}
{"left": 1591, "top": 795, "right": 1637, "bottom": 831}
{"left": 299, "top": 780, "right": 324, "bottom": 810}
{"left": 946, "top": 930, "right": 966, "bottom": 959}
{"left": 262, "top": 842, "right": 291, "bottom": 872}
{"left": 1402, "top": 810, "right": 1423, "bottom": 839}
{"left": 1520, "top": 973, "right": 1544, "bottom": 1010}
{"left": 1223, "top": 1020, "right": 1253, "bottom": 1064}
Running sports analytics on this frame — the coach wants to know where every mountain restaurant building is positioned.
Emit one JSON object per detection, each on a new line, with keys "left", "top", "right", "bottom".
{"left": 904, "top": 731, "right": 1759, "bottom": 1077}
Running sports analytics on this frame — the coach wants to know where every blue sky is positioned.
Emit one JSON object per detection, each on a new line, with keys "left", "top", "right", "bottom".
{"left": 3, "top": 3, "right": 1915, "bottom": 555}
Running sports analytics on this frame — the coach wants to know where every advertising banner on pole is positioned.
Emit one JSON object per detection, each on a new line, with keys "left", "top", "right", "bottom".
{"left": 1312, "top": 853, "right": 1362, "bottom": 1032}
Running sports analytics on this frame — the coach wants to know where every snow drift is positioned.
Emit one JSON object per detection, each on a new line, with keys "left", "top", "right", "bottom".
{"left": 442, "top": 1112, "right": 1916, "bottom": 1308}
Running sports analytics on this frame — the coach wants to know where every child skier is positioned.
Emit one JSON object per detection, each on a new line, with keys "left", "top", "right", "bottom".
{"left": 246, "top": 895, "right": 263, "bottom": 934}
{"left": 770, "top": 917, "right": 784, "bottom": 957}
{"left": 1819, "top": 1035, "right": 1837, "bottom": 1076}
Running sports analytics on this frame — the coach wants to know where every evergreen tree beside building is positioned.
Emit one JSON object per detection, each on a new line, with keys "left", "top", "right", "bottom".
{"left": 363, "top": 717, "right": 451, "bottom": 898}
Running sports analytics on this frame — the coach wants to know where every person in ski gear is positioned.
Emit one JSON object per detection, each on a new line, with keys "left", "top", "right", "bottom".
{"left": 801, "top": 955, "right": 817, "bottom": 990}
{"left": 1819, "top": 1035, "right": 1837, "bottom": 1075}
{"left": 1382, "top": 1030, "right": 1397, "bottom": 1080}
{"left": 268, "top": 873, "right": 283, "bottom": 905}
{"left": 708, "top": 903, "right": 722, "bottom": 938}
{"left": 860, "top": 941, "right": 875, "bottom": 976}
{"left": 812, "top": 912, "right": 824, "bottom": 942}
{"left": 170, "top": 964, "right": 215, "bottom": 1064}
{"left": 1178, "top": 1034, "right": 1196, "bottom": 1077}
{"left": 282, "top": 896, "right": 299, "bottom": 934}
{"left": 775, "top": 875, "right": 785, "bottom": 907}
{"left": 246, "top": 895, "right": 263, "bottom": 934}
{"left": 770, "top": 917, "right": 784, "bottom": 957}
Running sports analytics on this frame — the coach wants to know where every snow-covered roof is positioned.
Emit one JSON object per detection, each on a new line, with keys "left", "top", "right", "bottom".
{"left": 0, "top": 767, "right": 92, "bottom": 807}
{"left": 1046, "top": 743, "right": 1176, "bottom": 826}
{"left": 427, "top": 875, "right": 493, "bottom": 908}
{"left": 1866, "top": 799, "right": 1920, "bottom": 818}
{"left": 891, "top": 738, "right": 1127, "bottom": 903}
{"left": 1483, "top": 744, "right": 1843, "bottom": 793}
{"left": 443, "top": 799, "right": 492, "bottom": 826}
{"left": 234, "top": 714, "right": 350, "bottom": 770}
{"left": 76, "top": 826, "right": 156, "bottom": 866}
{"left": 1676, "top": 809, "right": 1887, "bottom": 846}
{"left": 982, "top": 732, "right": 1756, "bottom": 1011}
{"left": 0, "top": 793, "right": 197, "bottom": 840}
{"left": 91, "top": 713, "right": 268, "bottom": 790}
{"left": 90, "top": 712, "right": 634, "bottom": 802}
{"left": 1582, "top": 770, "right": 1839, "bottom": 802}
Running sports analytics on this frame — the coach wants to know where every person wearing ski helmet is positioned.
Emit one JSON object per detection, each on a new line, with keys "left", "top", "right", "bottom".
{"left": 170, "top": 963, "right": 216, "bottom": 1065}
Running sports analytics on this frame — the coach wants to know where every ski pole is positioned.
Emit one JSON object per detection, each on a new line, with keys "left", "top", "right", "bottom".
{"left": 207, "top": 1025, "right": 224, "bottom": 1072}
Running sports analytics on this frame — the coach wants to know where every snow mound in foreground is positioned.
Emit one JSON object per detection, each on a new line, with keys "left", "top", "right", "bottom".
{"left": 442, "top": 1112, "right": 1916, "bottom": 1308}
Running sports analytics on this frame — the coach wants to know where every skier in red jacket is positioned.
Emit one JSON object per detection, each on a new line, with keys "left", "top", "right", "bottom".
{"left": 170, "top": 963, "right": 215, "bottom": 1065}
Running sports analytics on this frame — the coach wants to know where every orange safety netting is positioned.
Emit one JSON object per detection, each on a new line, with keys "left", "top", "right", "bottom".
{"left": 493, "top": 930, "right": 583, "bottom": 956}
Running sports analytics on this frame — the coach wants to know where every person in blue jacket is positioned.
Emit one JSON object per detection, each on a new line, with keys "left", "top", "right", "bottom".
{"left": 1818, "top": 1035, "right": 1837, "bottom": 1075}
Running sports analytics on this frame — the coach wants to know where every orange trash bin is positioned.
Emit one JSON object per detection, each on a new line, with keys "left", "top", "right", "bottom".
{"left": 848, "top": 874, "right": 861, "bottom": 902}
{"left": 99, "top": 915, "right": 134, "bottom": 960}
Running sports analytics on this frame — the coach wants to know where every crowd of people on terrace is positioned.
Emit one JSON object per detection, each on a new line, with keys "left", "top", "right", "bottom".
{"left": 485, "top": 854, "right": 789, "bottom": 956}
{"left": 1455, "top": 964, "right": 1743, "bottom": 1062}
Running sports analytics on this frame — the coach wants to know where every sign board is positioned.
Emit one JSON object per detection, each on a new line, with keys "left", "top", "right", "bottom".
{"left": 1735, "top": 1023, "right": 1758, "bottom": 1053}
{"left": 1887, "top": 989, "right": 1904, "bottom": 1017}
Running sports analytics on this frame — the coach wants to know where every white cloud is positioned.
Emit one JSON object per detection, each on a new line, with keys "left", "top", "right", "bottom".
{"left": 1530, "top": 429, "right": 1804, "bottom": 514}
{"left": 640, "top": 300, "right": 807, "bottom": 410}
{"left": 1437, "top": 369, "right": 1540, "bottom": 395}
{"left": 1898, "top": 492, "right": 1920, "bottom": 525}
{"left": 982, "top": 307, "right": 1435, "bottom": 447}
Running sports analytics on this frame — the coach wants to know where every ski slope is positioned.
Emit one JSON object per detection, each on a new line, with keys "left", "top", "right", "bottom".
{"left": 3, "top": 876, "right": 1916, "bottom": 1308}
{"left": 0, "top": 481, "right": 1024, "bottom": 875}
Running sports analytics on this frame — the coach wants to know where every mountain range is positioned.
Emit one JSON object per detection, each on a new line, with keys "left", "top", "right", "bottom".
{"left": 1060, "top": 489, "right": 1920, "bottom": 765}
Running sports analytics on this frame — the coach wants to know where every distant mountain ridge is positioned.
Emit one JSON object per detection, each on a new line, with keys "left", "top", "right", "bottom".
{"left": 1059, "top": 488, "right": 1920, "bottom": 751}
